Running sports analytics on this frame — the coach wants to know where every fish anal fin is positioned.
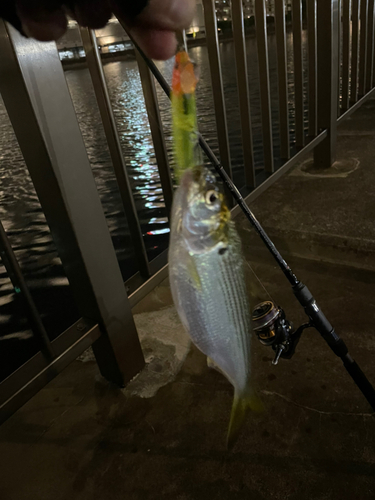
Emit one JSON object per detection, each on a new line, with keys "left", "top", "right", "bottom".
{"left": 207, "top": 357, "right": 227, "bottom": 378}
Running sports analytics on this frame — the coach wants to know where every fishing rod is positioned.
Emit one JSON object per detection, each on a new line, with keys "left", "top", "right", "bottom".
{"left": 123, "top": 26, "right": 375, "bottom": 412}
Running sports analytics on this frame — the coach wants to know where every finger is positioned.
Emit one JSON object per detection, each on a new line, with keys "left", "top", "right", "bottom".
{"left": 131, "top": 26, "right": 177, "bottom": 60}
{"left": 110, "top": 0, "right": 149, "bottom": 19}
{"left": 66, "top": 0, "right": 112, "bottom": 29}
{"left": 0, "top": 1, "right": 24, "bottom": 33}
{"left": 113, "top": 0, "right": 196, "bottom": 31}
{"left": 16, "top": 0, "right": 67, "bottom": 41}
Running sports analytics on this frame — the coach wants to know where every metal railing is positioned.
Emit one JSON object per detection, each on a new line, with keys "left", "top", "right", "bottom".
{"left": 0, "top": 0, "right": 374, "bottom": 424}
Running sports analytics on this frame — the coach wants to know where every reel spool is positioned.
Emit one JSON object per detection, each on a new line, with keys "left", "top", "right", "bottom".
{"left": 252, "top": 301, "right": 307, "bottom": 365}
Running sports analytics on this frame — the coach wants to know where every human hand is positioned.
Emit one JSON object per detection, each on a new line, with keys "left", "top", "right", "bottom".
{"left": 0, "top": 0, "right": 195, "bottom": 60}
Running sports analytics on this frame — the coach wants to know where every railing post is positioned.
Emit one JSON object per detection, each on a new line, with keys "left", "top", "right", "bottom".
{"left": 358, "top": 0, "right": 369, "bottom": 97}
{"left": 231, "top": 0, "right": 255, "bottom": 187}
{"left": 0, "top": 22, "right": 145, "bottom": 386}
{"left": 292, "top": 0, "right": 305, "bottom": 149}
{"left": 314, "top": 0, "right": 339, "bottom": 169}
{"left": 306, "top": 0, "right": 318, "bottom": 137}
{"left": 275, "top": 0, "right": 291, "bottom": 158}
{"left": 202, "top": 0, "right": 233, "bottom": 185}
{"left": 337, "top": 0, "right": 342, "bottom": 114}
{"left": 341, "top": 0, "right": 351, "bottom": 111}
{"left": 79, "top": 28, "right": 151, "bottom": 279}
{"left": 254, "top": 0, "right": 274, "bottom": 173}
{"left": 350, "top": 0, "right": 360, "bottom": 103}
{"left": 365, "top": 0, "right": 375, "bottom": 93}
{"left": 134, "top": 51, "right": 174, "bottom": 217}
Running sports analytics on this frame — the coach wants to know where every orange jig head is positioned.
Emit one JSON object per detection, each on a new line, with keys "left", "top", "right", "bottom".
{"left": 172, "top": 51, "right": 198, "bottom": 96}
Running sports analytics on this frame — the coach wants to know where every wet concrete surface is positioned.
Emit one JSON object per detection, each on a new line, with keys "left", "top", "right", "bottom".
{"left": 1, "top": 101, "right": 375, "bottom": 499}
{"left": 246, "top": 97, "right": 375, "bottom": 271}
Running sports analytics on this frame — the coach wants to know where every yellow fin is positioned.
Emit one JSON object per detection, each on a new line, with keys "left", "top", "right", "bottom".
{"left": 227, "top": 390, "right": 264, "bottom": 450}
{"left": 187, "top": 256, "right": 202, "bottom": 291}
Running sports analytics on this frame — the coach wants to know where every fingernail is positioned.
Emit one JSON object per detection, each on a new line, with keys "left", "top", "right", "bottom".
{"left": 166, "top": 0, "right": 196, "bottom": 28}
{"left": 136, "top": 0, "right": 196, "bottom": 30}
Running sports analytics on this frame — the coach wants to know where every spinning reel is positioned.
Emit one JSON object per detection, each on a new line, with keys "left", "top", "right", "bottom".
{"left": 252, "top": 301, "right": 312, "bottom": 365}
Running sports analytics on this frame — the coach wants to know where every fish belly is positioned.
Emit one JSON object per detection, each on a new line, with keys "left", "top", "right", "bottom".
{"left": 169, "top": 236, "right": 251, "bottom": 394}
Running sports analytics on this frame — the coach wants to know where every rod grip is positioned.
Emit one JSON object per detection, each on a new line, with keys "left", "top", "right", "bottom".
{"left": 293, "top": 283, "right": 348, "bottom": 358}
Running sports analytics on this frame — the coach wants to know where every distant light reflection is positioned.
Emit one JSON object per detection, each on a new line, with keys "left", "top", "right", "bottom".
{"left": 149, "top": 217, "right": 168, "bottom": 224}
{"left": 147, "top": 228, "right": 170, "bottom": 235}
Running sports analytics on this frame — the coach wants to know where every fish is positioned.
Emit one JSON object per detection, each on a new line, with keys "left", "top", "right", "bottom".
{"left": 168, "top": 165, "right": 262, "bottom": 448}
{"left": 171, "top": 50, "right": 202, "bottom": 182}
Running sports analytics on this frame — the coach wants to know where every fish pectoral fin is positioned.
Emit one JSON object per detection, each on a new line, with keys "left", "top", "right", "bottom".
{"left": 227, "top": 390, "right": 264, "bottom": 450}
{"left": 187, "top": 256, "right": 202, "bottom": 290}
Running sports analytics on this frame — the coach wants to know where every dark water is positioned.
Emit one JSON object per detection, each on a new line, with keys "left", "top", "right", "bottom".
{"left": 0, "top": 32, "right": 308, "bottom": 380}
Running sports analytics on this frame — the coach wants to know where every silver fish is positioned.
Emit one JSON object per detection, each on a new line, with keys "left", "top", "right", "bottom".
{"left": 168, "top": 166, "right": 262, "bottom": 447}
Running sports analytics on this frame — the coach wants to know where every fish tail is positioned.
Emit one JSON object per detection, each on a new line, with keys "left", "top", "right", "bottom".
{"left": 226, "top": 388, "right": 264, "bottom": 450}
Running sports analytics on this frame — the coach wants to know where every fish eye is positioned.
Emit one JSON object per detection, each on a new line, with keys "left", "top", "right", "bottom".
{"left": 205, "top": 190, "right": 218, "bottom": 205}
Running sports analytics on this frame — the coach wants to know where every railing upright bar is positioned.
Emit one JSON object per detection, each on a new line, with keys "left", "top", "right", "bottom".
{"left": 275, "top": 0, "right": 291, "bottom": 158}
{"left": 231, "top": 0, "right": 256, "bottom": 187}
{"left": 365, "top": 0, "right": 375, "bottom": 92}
{"left": 254, "top": 0, "right": 274, "bottom": 173}
{"left": 202, "top": 0, "right": 232, "bottom": 182}
{"left": 341, "top": 0, "right": 351, "bottom": 111}
{"left": 337, "top": 0, "right": 342, "bottom": 114}
{"left": 80, "top": 28, "right": 151, "bottom": 278}
{"left": 314, "top": 0, "right": 339, "bottom": 169}
{"left": 350, "top": 0, "right": 361, "bottom": 103}
{"left": 176, "top": 30, "right": 188, "bottom": 51}
{"left": 358, "top": 0, "right": 369, "bottom": 97}
{"left": 0, "top": 22, "right": 145, "bottom": 387}
{"left": 0, "top": 220, "right": 54, "bottom": 359}
{"left": 292, "top": 0, "right": 305, "bottom": 149}
{"left": 306, "top": 0, "right": 318, "bottom": 137}
{"left": 134, "top": 52, "right": 174, "bottom": 217}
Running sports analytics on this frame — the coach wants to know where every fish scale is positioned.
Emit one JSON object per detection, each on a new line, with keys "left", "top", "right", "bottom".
{"left": 194, "top": 227, "right": 250, "bottom": 389}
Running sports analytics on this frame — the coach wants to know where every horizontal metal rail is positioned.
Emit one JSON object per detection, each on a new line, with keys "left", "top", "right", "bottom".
{"left": 337, "top": 86, "right": 375, "bottom": 123}
{"left": 0, "top": 220, "right": 54, "bottom": 359}
{"left": 0, "top": 318, "right": 100, "bottom": 425}
{"left": 231, "top": 130, "right": 329, "bottom": 218}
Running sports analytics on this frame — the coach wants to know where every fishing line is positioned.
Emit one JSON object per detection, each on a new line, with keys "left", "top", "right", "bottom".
{"left": 245, "top": 260, "right": 276, "bottom": 305}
